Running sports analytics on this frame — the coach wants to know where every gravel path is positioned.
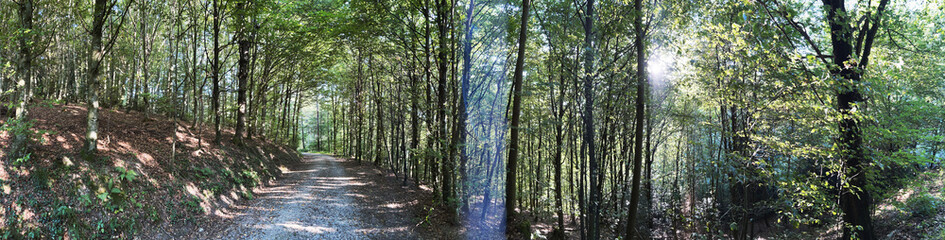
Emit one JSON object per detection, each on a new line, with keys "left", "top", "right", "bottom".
{"left": 209, "top": 153, "right": 418, "bottom": 239}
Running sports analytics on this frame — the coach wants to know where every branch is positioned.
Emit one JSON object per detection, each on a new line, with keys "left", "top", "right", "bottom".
{"left": 857, "top": 0, "right": 889, "bottom": 69}
{"left": 103, "top": 0, "right": 137, "bottom": 57}
{"left": 759, "top": 0, "right": 831, "bottom": 67}
{"left": 885, "top": 26, "right": 926, "bottom": 54}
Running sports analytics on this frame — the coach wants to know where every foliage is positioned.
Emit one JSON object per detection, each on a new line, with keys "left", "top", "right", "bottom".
{"left": 905, "top": 193, "right": 944, "bottom": 218}
{"left": 183, "top": 196, "right": 204, "bottom": 214}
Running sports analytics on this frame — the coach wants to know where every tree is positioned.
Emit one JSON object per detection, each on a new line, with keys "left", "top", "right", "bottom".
{"left": 211, "top": 0, "right": 223, "bottom": 144}
{"left": 10, "top": 0, "right": 33, "bottom": 158}
{"left": 760, "top": 0, "right": 893, "bottom": 238}
{"left": 433, "top": 0, "right": 455, "bottom": 220}
{"left": 234, "top": 0, "right": 253, "bottom": 145}
{"left": 85, "top": 0, "right": 131, "bottom": 154}
{"left": 822, "top": 0, "right": 889, "bottom": 239}
{"left": 457, "top": 0, "right": 475, "bottom": 217}
{"left": 505, "top": 0, "right": 531, "bottom": 231}
{"left": 626, "top": 0, "right": 647, "bottom": 237}
{"left": 581, "top": 0, "right": 600, "bottom": 238}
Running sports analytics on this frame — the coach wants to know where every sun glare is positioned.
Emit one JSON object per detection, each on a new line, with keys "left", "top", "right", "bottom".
{"left": 647, "top": 51, "right": 674, "bottom": 86}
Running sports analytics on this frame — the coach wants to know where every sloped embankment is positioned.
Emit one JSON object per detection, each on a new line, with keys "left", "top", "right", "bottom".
{"left": 0, "top": 103, "right": 300, "bottom": 239}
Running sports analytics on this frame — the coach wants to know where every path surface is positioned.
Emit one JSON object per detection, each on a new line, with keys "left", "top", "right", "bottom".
{"left": 209, "top": 153, "right": 419, "bottom": 239}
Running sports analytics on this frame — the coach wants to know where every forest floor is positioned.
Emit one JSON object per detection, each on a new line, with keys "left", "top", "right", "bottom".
{"left": 0, "top": 103, "right": 301, "bottom": 239}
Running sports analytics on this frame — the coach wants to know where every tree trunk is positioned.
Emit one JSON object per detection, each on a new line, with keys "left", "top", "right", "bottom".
{"left": 506, "top": 0, "right": 531, "bottom": 231}
{"left": 582, "top": 0, "right": 599, "bottom": 238}
{"left": 234, "top": 0, "right": 251, "bottom": 145}
{"left": 458, "top": 0, "right": 475, "bottom": 216}
{"left": 85, "top": 0, "right": 109, "bottom": 154}
{"left": 211, "top": 0, "right": 222, "bottom": 144}
{"left": 140, "top": 1, "right": 150, "bottom": 116}
{"left": 434, "top": 0, "right": 454, "bottom": 219}
{"left": 11, "top": 0, "right": 33, "bottom": 158}
{"left": 626, "top": 0, "right": 647, "bottom": 237}
{"left": 553, "top": 73, "right": 566, "bottom": 237}
{"left": 823, "top": 0, "right": 888, "bottom": 239}
{"left": 372, "top": 56, "right": 385, "bottom": 166}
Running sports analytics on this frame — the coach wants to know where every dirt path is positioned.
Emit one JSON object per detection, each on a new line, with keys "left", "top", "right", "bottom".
{"left": 208, "top": 153, "right": 419, "bottom": 239}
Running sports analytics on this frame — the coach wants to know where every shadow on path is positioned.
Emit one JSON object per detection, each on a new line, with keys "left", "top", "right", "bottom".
{"left": 209, "top": 153, "right": 418, "bottom": 239}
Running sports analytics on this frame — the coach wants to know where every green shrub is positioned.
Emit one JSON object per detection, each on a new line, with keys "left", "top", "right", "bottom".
{"left": 115, "top": 167, "right": 138, "bottom": 182}
{"left": 905, "top": 192, "right": 944, "bottom": 218}
{"left": 240, "top": 170, "right": 260, "bottom": 187}
{"left": 513, "top": 218, "right": 531, "bottom": 236}
{"left": 183, "top": 196, "right": 204, "bottom": 214}
{"left": 926, "top": 225, "right": 945, "bottom": 240}
{"left": 194, "top": 166, "right": 215, "bottom": 179}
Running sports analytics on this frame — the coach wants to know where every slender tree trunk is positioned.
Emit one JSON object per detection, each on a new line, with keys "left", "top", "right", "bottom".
{"left": 211, "top": 0, "right": 222, "bottom": 144}
{"left": 140, "top": 1, "right": 150, "bottom": 116}
{"left": 458, "top": 0, "right": 476, "bottom": 216}
{"left": 434, "top": 0, "right": 456, "bottom": 219}
{"left": 372, "top": 56, "right": 385, "bottom": 166}
{"left": 85, "top": 0, "right": 109, "bottom": 154}
{"left": 505, "top": 0, "right": 531, "bottom": 231}
{"left": 626, "top": 0, "right": 647, "bottom": 237}
{"left": 316, "top": 100, "right": 322, "bottom": 150}
{"left": 191, "top": 3, "right": 200, "bottom": 127}
{"left": 410, "top": 71, "right": 421, "bottom": 184}
{"left": 581, "top": 0, "right": 599, "bottom": 238}
{"left": 553, "top": 74, "right": 566, "bottom": 237}
{"left": 644, "top": 104, "right": 655, "bottom": 238}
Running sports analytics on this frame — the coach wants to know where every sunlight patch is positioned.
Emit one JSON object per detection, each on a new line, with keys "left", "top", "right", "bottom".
{"left": 277, "top": 222, "right": 335, "bottom": 234}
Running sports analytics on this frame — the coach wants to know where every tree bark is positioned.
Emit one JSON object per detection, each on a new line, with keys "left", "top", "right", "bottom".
{"left": 458, "top": 0, "right": 475, "bottom": 216}
{"left": 433, "top": 0, "right": 456, "bottom": 222}
{"left": 85, "top": 0, "right": 109, "bottom": 154}
{"left": 11, "top": 0, "right": 33, "bottom": 158}
{"left": 627, "top": 0, "right": 647, "bottom": 237}
{"left": 506, "top": 0, "right": 530, "bottom": 232}
{"left": 234, "top": 0, "right": 252, "bottom": 145}
{"left": 822, "top": 0, "right": 888, "bottom": 239}
{"left": 582, "top": 0, "right": 599, "bottom": 238}
{"left": 553, "top": 73, "right": 566, "bottom": 237}
{"left": 211, "top": 0, "right": 223, "bottom": 144}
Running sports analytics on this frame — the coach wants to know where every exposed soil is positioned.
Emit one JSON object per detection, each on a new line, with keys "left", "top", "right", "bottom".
{"left": 0, "top": 103, "right": 300, "bottom": 239}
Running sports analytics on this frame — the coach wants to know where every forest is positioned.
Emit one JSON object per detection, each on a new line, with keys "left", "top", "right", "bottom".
{"left": 1, "top": 0, "right": 944, "bottom": 239}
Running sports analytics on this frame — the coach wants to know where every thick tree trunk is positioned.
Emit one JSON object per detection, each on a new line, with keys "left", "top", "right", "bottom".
{"left": 11, "top": 0, "right": 34, "bottom": 158}
{"left": 234, "top": 0, "right": 251, "bottom": 145}
{"left": 822, "top": 0, "right": 887, "bottom": 239}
